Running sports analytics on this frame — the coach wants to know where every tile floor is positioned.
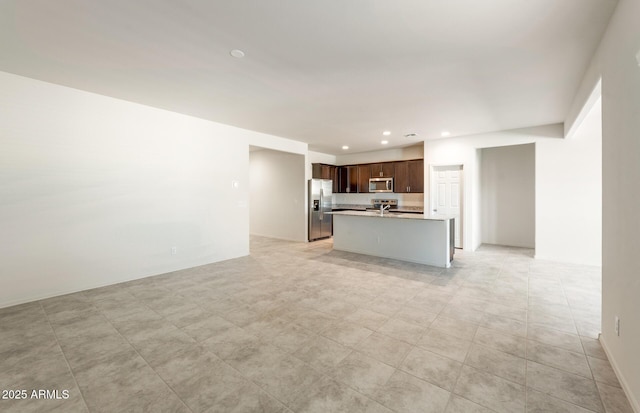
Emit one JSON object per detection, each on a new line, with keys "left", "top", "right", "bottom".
{"left": 0, "top": 236, "right": 634, "bottom": 413}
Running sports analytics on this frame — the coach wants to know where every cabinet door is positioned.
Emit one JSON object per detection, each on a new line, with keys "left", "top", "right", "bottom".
{"left": 381, "top": 163, "right": 394, "bottom": 177}
{"left": 394, "top": 162, "right": 409, "bottom": 193}
{"left": 312, "top": 163, "right": 322, "bottom": 179}
{"left": 347, "top": 166, "right": 358, "bottom": 193}
{"left": 321, "top": 165, "right": 332, "bottom": 180}
{"left": 370, "top": 163, "right": 383, "bottom": 178}
{"left": 369, "top": 163, "right": 394, "bottom": 177}
{"left": 330, "top": 166, "right": 338, "bottom": 193}
{"left": 337, "top": 167, "right": 348, "bottom": 193}
{"left": 358, "top": 165, "right": 370, "bottom": 193}
{"left": 407, "top": 160, "right": 424, "bottom": 193}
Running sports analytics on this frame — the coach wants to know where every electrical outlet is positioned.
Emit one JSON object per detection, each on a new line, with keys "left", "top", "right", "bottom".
{"left": 171, "top": 246, "right": 177, "bottom": 255}
{"left": 615, "top": 316, "right": 620, "bottom": 336}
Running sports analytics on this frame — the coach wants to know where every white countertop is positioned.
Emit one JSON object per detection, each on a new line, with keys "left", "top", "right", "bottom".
{"left": 329, "top": 210, "right": 454, "bottom": 221}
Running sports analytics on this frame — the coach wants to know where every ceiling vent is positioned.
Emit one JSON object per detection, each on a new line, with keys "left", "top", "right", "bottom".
{"left": 403, "top": 133, "right": 418, "bottom": 138}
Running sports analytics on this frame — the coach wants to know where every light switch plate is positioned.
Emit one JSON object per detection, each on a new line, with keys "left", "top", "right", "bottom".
{"left": 636, "top": 49, "right": 640, "bottom": 67}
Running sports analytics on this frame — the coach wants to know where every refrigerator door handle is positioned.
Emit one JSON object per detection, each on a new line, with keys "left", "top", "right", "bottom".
{"left": 319, "top": 188, "right": 323, "bottom": 220}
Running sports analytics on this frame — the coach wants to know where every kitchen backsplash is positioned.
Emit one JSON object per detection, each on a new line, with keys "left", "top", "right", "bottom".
{"left": 333, "top": 193, "right": 423, "bottom": 207}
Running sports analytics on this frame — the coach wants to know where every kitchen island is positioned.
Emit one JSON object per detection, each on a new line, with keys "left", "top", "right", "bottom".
{"left": 330, "top": 210, "right": 455, "bottom": 268}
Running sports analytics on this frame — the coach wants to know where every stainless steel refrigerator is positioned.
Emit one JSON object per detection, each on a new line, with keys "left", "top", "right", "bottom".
{"left": 308, "top": 179, "right": 333, "bottom": 241}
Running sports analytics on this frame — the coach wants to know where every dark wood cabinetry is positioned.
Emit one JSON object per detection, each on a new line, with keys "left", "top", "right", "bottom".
{"left": 358, "top": 165, "right": 370, "bottom": 193}
{"left": 337, "top": 166, "right": 347, "bottom": 193}
{"left": 408, "top": 160, "right": 424, "bottom": 193}
{"left": 335, "top": 166, "right": 358, "bottom": 193}
{"left": 315, "top": 160, "right": 423, "bottom": 194}
{"left": 312, "top": 163, "right": 337, "bottom": 192}
{"left": 347, "top": 166, "right": 358, "bottom": 193}
{"left": 394, "top": 161, "right": 408, "bottom": 193}
{"left": 312, "top": 163, "right": 334, "bottom": 180}
{"left": 370, "top": 163, "right": 394, "bottom": 178}
{"left": 394, "top": 160, "right": 424, "bottom": 193}
{"left": 312, "top": 163, "right": 321, "bottom": 179}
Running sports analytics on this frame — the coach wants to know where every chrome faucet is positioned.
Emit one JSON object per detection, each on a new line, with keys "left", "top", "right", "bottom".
{"left": 380, "top": 204, "right": 390, "bottom": 216}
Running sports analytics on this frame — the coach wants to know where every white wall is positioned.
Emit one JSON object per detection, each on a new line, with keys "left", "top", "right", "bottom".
{"left": 249, "top": 149, "right": 306, "bottom": 241}
{"left": 472, "top": 149, "right": 482, "bottom": 250}
{"left": 423, "top": 126, "right": 556, "bottom": 251}
{"left": 0, "top": 71, "right": 299, "bottom": 309}
{"left": 567, "top": 0, "right": 640, "bottom": 409}
{"left": 536, "top": 101, "right": 602, "bottom": 266}
{"left": 481, "top": 144, "right": 535, "bottom": 248}
{"left": 335, "top": 144, "right": 423, "bottom": 165}
{"left": 423, "top": 123, "right": 601, "bottom": 259}
{"left": 247, "top": 132, "right": 307, "bottom": 157}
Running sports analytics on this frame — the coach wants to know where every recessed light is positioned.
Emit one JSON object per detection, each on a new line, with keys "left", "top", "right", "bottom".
{"left": 382, "top": 131, "right": 391, "bottom": 136}
{"left": 342, "top": 145, "right": 349, "bottom": 150}
{"left": 441, "top": 131, "right": 450, "bottom": 137}
{"left": 381, "top": 140, "right": 389, "bottom": 145}
{"left": 230, "top": 49, "right": 245, "bottom": 58}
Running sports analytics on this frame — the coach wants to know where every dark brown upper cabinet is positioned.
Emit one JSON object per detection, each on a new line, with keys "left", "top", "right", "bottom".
{"left": 407, "top": 160, "right": 424, "bottom": 193}
{"left": 335, "top": 165, "right": 358, "bottom": 193}
{"left": 394, "top": 160, "right": 424, "bottom": 193}
{"left": 357, "top": 165, "right": 370, "bottom": 193}
{"left": 311, "top": 163, "right": 334, "bottom": 180}
{"left": 317, "top": 160, "right": 422, "bottom": 194}
{"left": 370, "top": 163, "right": 394, "bottom": 178}
{"left": 336, "top": 166, "right": 347, "bottom": 193}
{"left": 346, "top": 165, "right": 358, "bottom": 193}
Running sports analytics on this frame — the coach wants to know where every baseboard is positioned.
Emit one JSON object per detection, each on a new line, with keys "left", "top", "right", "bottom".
{"left": 0, "top": 251, "right": 250, "bottom": 311}
{"left": 600, "top": 334, "right": 640, "bottom": 413}
{"left": 250, "top": 232, "right": 306, "bottom": 243}
{"left": 533, "top": 253, "right": 601, "bottom": 267}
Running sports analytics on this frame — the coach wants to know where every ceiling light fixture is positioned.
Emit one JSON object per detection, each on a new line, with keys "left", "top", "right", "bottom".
{"left": 342, "top": 145, "right": 349, "bottom": 150}
{"left": 382, "top": 131, "right": 391, "bottom": 136}
{"left": 230, "top": 49, "right": 245, "bottom": 58}
{"left": 381, "top": 140, "right": 389, "bottom": 145}
{"left": 441, "top": 131, "right": 451, "bottom": 137}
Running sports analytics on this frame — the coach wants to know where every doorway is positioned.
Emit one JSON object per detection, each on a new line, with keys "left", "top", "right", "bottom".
{"left": 431, "top": 165, "right": 463, "bottom": 248}
{"left": 249, "top": 146, "right": 306, "bottom": 243}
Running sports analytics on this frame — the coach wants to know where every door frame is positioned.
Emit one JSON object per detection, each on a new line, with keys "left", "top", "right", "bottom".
{"left": 429, "top": 164, "right": 464, "bottom": 249}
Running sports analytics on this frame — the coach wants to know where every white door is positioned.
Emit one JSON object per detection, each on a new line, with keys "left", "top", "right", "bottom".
{"left": 433, "top": 165, "right": 463, "bottom": 248}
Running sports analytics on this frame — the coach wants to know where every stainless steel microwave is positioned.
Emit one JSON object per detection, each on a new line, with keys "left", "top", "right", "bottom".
{"left": 369, "top": 177, "right": 393, "bottom": 192}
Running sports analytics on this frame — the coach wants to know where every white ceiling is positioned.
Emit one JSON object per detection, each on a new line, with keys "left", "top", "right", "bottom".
{"left": 0, "top": 0, "right": 616, "bottom": 154}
